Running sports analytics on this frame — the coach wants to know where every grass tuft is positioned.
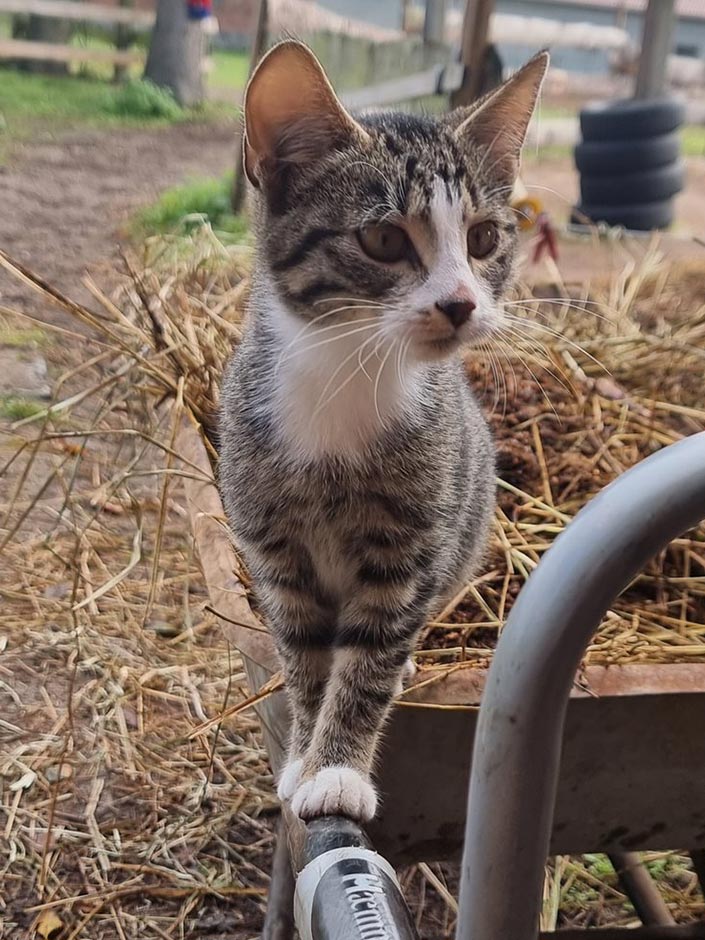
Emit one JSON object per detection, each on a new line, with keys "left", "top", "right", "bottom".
{"left": 0, "top": 395, "right": 45, "bottom": 420}
{"left": 132, "top": 174, "right": 249, "bottom": 241}
{"left": 0, "top": 323, "right": 46, "bottom": 348}
{"left": 106, "top": 78, "right": 183, "bottom": 120}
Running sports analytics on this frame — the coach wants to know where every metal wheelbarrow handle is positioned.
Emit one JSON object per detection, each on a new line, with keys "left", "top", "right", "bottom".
{"left": 456, "top": 431, "right": 705, "bottom": 940}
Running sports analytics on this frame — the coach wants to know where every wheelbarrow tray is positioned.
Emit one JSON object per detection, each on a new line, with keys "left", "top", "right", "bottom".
{"left": 179, "top": 421, "right": 705, "bottom": 865}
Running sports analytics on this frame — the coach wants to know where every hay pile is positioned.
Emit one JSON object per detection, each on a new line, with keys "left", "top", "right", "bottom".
{"left": 3, "top": 233, "right": 704, "bottom": 672}
{"left": 1, "top": 231, "right": 704, "bottom": 936}
{"left": 0, "top": 236, "right": 274, "bottom": 939}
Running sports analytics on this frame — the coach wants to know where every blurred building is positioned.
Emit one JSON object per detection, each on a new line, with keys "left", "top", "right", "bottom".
{"left": 320, "top": 0, "right": 705, "bottom": 74}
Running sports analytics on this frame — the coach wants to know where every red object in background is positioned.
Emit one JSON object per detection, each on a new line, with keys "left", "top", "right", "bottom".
{"left": 187, "top": 0, "right": 212, "bottom": 19}
{"left": 532, "top": 213, "right": 559, "bottom": 264}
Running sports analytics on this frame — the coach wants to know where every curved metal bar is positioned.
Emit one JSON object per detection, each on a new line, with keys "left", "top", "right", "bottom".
{"left": 456, "top": 431, "right": 705, "bottom": 940}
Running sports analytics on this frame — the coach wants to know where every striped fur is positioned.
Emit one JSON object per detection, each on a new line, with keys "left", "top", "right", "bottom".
{"left": 219, "top": 42, "right": 547, "bottom": 821}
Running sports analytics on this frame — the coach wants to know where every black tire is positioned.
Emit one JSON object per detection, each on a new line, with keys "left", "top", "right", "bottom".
{"left": 572, "top": 200, "right": 674, "bottom": 231}
{"left": 574, "top": 132, "right": 680, "bottom": 175}
{"left": 580, "top": 161, "right": 684, "bottom": 205}
{"left": 580, "top": 97, "right": 686, "bottom": 142}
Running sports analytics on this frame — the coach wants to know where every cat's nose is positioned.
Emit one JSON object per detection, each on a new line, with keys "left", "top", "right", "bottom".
{"left": 436, "top": 297, "right": 476, "bottom": 329}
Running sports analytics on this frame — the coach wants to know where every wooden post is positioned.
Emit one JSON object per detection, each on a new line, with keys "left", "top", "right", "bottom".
{"left": 450, "top": 0, "right": 495, "bottom": 108}
{"left": 231, "top": 0, "right": 268, "bottom": 215}
{"left": 113, "top": 0, "right": 134, "bottom": 83}
{"left": 423, "top": 0, "right": 446, "bottom": 46}
{"left": 634, "top": 0, "right": 676, "bottom": 99}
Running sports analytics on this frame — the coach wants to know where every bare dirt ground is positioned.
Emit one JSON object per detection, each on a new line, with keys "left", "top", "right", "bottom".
{"left": 0, "top": 121, "right": 236, "bottom": 321}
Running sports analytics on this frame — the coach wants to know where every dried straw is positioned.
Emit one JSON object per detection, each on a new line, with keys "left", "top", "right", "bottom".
{"left": 1, "top": 228, "right": 703, "bottom": 936}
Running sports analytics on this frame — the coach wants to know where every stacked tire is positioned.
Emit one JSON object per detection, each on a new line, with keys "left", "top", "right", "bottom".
{"left": 573, "top": 97, "right": 686, "bottom": 231}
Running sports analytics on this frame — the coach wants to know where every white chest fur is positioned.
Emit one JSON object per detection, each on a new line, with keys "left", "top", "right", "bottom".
{"left": 270, "top": 302, "right": 418, "bottom": 462}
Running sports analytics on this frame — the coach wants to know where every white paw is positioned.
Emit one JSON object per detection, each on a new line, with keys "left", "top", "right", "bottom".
{"left": 394, "top": 657, "right": 417, "bottom": 697}
{"left": 277, "top": 758, "right": 303, "bottom": 802}
{"left": 290, "top": 766, "right": 378, "bottom": 822}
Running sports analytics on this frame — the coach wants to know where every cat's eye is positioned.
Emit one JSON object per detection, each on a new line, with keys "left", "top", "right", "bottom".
{"left": 467, "top": 221, "right": 499, "bottom": 260}
{"left": 358, "top": 223, "right": 411, "bottom": 264}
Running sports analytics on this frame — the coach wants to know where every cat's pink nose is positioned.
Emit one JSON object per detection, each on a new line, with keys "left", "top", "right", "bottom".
{"left": 436, "top": 296, "right": 476, "bottom": 329}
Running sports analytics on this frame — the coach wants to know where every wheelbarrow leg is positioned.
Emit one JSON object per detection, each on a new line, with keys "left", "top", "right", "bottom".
{"left": 263, "top": 817, "right": 295, "bottom": 940}
{"left": 607, "top": 852, "right": 675, "bottom": 926}
{"left": 690, "top": 851, "right": 705, "bottom": 898}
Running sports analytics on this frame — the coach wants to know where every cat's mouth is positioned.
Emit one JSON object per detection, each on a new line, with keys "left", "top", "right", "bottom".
{"left": 413, "top": 333, "right": 463, "bottom": 360}
{"left": 413, "top": 320, "right": 497, "bottom": 360}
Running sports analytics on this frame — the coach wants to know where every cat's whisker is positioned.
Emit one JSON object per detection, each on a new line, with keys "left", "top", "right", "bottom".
{"left": 344, "top": 162, "right": 401, "bottom": 222}
{"left": 362, "top": 203, "right": 400, "bottom": 225}
{"left": 275, "top": 304, "right": 373, "bottom": 370}
{"left": 500, "top": 321, "right": 578, "bottom": 390}
{"left": 358, "top": 340, "right": 374, "bottom": 381}
{"left": 275, "top": 309, "right": 381, "bottom": 369}
{"left": 488, "top": 338, "right": 518, "bottom": 419}
{"left": 394, "top": 331, "right": 413, "bottom": 390}
{"left": 472, "top": 340, "right": 493, "bottom": 404}
{"left": 503, "top": 314, "right": 609, "bottom": 373}
{"left": 488, "top": 341, "right": 509, "bottom": 418}
{"left": 496, "top": 336, "right": 561, "bottom": 420}
{"left": 373, "top": 338, "right": 398, "bottom": 425}
{"left": 345, "top": 160, "right": 396, "bottom": 194}
{"left": 313, "top": 331, "right": 383, "bottom": 416}
{"left": 397, "top": 335, "right": 414, "bottom": 393}
{"left": 279, "top": 321, "right": 382, "bottom": 369}
{"left": 283, "top": 312, "right": 381, "bottom": 354}
{"left": 497, "top": 326, "right": 573, "bottom": 397}
{"left": 482, "top": 183, "right": 515, "bottom": 203}
{"left": 515, "top": 183, "right": 575, "bottom": 207}
{"left": 475, "top": 339, "right": 503, "bottom": 417}
{"left": 473, "top": 125, "right": 508, "bottom": 184}
{"left": 274, "top": 318, "right": 377, "bottom": 375}
{"left": 499, "top": 319, "right": 553, "bottom": 358}
{"left": 503, "top": 297, "right": 617, "bottom": 324}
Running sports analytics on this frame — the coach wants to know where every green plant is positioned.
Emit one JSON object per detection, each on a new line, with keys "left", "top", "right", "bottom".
{"left": 682, "top": 125, "right": 705, "bottom": 157}
{"left": 106, "top": 78, "right": 183, "bottom": 120}
{"left": 0, "top": 323, "right": 46, "bottom": 348}
{"left": 0, "top": 396, "right": 45, "bottom": 420}
{"left": 132, "top": 174, "right": 249, "bottom": 241}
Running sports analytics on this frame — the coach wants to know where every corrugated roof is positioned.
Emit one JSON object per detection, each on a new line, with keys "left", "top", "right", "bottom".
{"left": 530, "top": 0, "right": 705, "bottom": 22}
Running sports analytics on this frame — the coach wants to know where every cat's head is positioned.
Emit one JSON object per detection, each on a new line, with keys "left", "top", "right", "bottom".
{"left": 244, "top": 41, "right": 547, "bottom": 361}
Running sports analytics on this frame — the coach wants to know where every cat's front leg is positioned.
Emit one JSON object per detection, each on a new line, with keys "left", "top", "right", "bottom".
{"left": 252, "top": 551, "right": 336, "bottom": 802}
{"left": 275, "top": 644, "right": 332, "bottom": 800}
{"left": 289, "top": 593, "right": 429, "bottom": 822}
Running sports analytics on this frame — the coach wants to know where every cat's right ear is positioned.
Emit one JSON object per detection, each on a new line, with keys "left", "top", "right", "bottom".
{"left": 243, "top": 41, "right": 368, "bottom": 188}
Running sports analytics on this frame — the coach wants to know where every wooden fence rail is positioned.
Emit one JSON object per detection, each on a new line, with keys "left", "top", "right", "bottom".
{"left": 0, "top": 0, "right": 154, "bottom": 28}
{"left": 0, "top": 37, "right": 143, "bottom": 67}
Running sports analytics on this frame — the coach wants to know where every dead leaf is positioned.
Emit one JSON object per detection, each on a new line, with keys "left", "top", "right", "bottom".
{"left": 35, "top": 910, "right": 63, "bottom": 938}
{"left": 10, "top": 770, "right": 36, "bottom": 792}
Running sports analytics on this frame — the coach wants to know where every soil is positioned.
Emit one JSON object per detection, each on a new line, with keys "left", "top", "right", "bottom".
{"left": 0, "top": 120, "right": 236, "bottom": 325}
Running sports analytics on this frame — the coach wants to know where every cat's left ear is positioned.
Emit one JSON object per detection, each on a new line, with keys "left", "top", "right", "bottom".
{"left": 451, "top": 52, "right": 549, "bottom": 189}
{"left": 243, "top": 40, "right": 369, "bottom": 188}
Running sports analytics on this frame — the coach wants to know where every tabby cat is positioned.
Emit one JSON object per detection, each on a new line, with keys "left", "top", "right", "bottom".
{"left": 219, "top": 41, "right": 548, "bottom": 821}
